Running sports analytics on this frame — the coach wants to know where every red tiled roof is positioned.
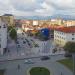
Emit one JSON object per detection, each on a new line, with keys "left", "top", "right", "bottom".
{"left": 55, "top": 26, "right": 75, "bottom": 33}
{"left": 48, "top": 25, "right": 63, "bottom": 30}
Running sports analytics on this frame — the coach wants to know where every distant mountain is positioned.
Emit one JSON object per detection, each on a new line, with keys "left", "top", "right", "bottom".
{"left": 15, "top": 16, "right": 51, "bottom": 20}
{"left": 15, "top": 14, "right": 75, "bottom": 20}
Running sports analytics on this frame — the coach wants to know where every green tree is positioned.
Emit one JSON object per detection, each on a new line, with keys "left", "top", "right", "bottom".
{"left": 7, "top": 26, "right": 13, "bottom": 32}
{"left": 9, "top": 28, "right": 17, "bottom": 40}
{"left": 63, "top": 42, "right": 75, "bottom": 53}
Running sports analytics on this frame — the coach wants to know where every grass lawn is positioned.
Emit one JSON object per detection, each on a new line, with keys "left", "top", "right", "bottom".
{"left": 30, "top": 67, "right": 50, "bottom": 75}
{"left": 0, "top": 70, "right": 5, "bottom": 75}
{"left": 58, "top": 58, "right": 73, "bottom": 71}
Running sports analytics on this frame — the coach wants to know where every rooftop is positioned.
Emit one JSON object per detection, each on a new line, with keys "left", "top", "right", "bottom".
{"left": 3, "top": 14, "right": 13, "bottom": 16}
{"left": 55, "top": 26, "right": 75, "bottom": 33}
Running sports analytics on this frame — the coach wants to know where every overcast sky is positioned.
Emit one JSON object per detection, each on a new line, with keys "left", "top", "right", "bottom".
{"left": 0, "top": 0, "right": 75, "bottom": 16}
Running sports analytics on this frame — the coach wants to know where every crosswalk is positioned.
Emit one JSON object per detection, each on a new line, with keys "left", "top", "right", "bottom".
{"left": 42, "top": 40, "right": 51, "bottom": 53}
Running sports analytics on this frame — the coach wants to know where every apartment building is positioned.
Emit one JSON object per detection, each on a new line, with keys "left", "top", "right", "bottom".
{"left": 51, "top": 19, "right": 63, "bottom": 25}
{"left": 2, "top": 14, "right": 14, "bottom": 26}
{"left": 65, "top": 20, "right": 75, "bottom": 27}
{"left": 54, "top": 26, "right": 75, "bottom": 47}
{"left": 0, "top": 17, "right": 7, "bottom": 55}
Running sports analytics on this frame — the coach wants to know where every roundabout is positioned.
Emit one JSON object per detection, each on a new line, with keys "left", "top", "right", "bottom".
{"left": 29, "top": 67, "right": 50, "bottom": 75}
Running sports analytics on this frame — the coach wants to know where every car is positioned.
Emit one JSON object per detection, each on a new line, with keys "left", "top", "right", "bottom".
{"left": 17, "top": 45, "right": 21, "bottom": 48}
{"left": 16, "top": 41, "right": 19, "bottom": 44}
{"left": 31, "top": 39, "right": 34, "bottom": 41}
{"left": 64, "top": 53, "right": 72, "bottom": 57}
{"left": 24, "top": 59, "right": 34, "bottom": 64}
{"left": 23, "top": 41, "right": 26, "bottom": 44}
{"left": 28, "top": 43, "right": 30, "bottom": 45}
{"left": 41, "top": 56, "right": 50, "bottom": 60}
{"left": 34, "top": 44, "right": 39, "bottom": 47}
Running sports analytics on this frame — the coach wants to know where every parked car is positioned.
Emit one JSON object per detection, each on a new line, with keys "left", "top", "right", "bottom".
{"left": 41, "top": 56, "right": 50, "bottom": 60}
{"left": 23, "top": 41, "right": 26, "bottom": 44}
{"left": 34, "top": 44, "right": 39, "bottom": 47}
{"left": 16, "top": 41, "right": 19, "bottom": 44}
{"left": 17, "top": 45, "right": 21, "bottom": 48}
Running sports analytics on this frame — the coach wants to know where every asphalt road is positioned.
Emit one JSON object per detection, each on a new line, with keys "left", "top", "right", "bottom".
{"left": 0, "top": 55, "right": 72, "bottom": 75}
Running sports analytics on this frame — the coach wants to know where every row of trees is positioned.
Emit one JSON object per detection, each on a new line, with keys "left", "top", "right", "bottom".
{"left": 63, "top": 42, "right": 75, "bottom": 57}
{"left": 8, "top": 26, "right": 17, "bottom": 41}
{"left": 64, "top": 42, "right": 75, "bottom": 53}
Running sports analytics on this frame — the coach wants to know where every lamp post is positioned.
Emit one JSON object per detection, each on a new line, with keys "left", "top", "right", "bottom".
{"left": 72, "top": 53, "right": 75, "bottom": 75}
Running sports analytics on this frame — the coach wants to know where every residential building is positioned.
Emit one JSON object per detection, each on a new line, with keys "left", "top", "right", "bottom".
{"left": 65, "top": 20, "right": 75, "bottom": 27}
{"left": 0, "top": 17, "right": 7, "bottom": 55}
{"left": 51, "top": 18, "right": 63, "bottom": 25}
{"left": 2, "top": 14, "right": 14, "bottom": 26}
{"left": 54, "top": 26, "right": 75, "bottom": 47}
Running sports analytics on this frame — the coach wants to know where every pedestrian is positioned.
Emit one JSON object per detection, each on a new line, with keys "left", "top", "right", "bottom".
{"left": 8, "top": 50, "right": 10, "bottom": 53}
{"left": 18, "top": 64, "right": 20, "bottom": 70}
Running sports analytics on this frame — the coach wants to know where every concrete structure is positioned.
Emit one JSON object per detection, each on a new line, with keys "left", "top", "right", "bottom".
{"left": 0, "top": 17, "right": 7, "bottom": 55}
{"left": 54, "top": 26, "right": 75, "bottom": 46}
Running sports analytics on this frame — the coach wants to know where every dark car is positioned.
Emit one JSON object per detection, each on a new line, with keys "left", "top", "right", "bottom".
{"left": 23, "top": 41, "right": 26, "bottom": 44}
{"left": 17, "top": 45, "right": 21, "bottom": 48}
{"left": 28, "top": 43, "right": 31, "bottom": 46}
{"left": 64, "top": 53, "right": 72, "bottom": 57}
{"left": 16, "top": 41, "right": 19, "bottom": 44}
{"left": 41, "top": 56, "right": 50, "bottom": 60}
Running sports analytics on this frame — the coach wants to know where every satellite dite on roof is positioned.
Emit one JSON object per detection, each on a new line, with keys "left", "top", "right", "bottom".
{"left": 33, "top": 20, "right": 38, "bottom": 26}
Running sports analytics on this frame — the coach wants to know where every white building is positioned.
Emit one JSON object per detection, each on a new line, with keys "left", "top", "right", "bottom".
{"left": 51, "top": 19, "right": 63, "bottom": 25}
{"left": 33, "top": 20, "right": 38, "bottom": 26}
{"left": 0, "top": 17, "right": 7, "bottom": 55}
{"left": 54, "top": 26, "right": 75, "bottom": 47}
{"left": 65, "top": 20, "right": 75, "bottom": 27}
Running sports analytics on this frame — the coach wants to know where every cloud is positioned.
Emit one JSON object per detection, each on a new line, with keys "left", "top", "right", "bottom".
{"left": 45, "top": 0, "right": 74, "bottom": 9}
{"left": 0, "top": 0, "right": 75, "bottom": 16}
{"left": 44, "top": 0, "right": 75, "bottom": 15}
{"left": 35, "top": 2, "right": 55, "bottom": 16}
{"left": 10, "top": 0, "right": 43, "bottom": 11}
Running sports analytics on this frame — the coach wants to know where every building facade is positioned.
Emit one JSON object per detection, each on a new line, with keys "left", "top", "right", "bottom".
{"left": 2, "top": 14, "right": 14, "bottom": 26}
{"left": 54, "top": 26, "right": 75, "bottom": 47}
{"left": 0, "top": 17, "right": 7, "bottom": 55}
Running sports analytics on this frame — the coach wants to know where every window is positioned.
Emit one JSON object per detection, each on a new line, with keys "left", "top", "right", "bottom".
{"left": 62, "top": 37, "right": 63, "bottom": 39}
{"left": 72, "top": 38, "right": 74, "bottom": 40}
{"left": 3, "top": 24, "right": 6, "bottom": 28}
{"left": 0, "top": 26, "right": 1, "bottom": 28}
{"left": 72, "top": 33, "right": 74, "bottom": 35}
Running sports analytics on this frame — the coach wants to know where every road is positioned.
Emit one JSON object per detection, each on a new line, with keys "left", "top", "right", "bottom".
{"left": 0, "top": 55, "right": 72, "bottom": 75}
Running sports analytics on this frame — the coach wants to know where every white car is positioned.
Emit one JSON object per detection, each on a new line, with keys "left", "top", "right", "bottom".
{"left": 24, "top": 59, "right": 34, "bottom": 64}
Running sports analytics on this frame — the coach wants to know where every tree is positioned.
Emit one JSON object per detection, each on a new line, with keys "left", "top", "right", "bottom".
{"left": 7, "top": 26, "right": 13, "bottom": 32}
{"left": 63, "top": 42, "right": 75, "bottom": 53}
{"left": 9, "top": 28, "right": 17, "bottom": 40}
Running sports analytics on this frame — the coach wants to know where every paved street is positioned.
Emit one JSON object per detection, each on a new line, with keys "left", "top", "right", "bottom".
{"left": 0, "top": 55, "right": 72, "bottom": 75}
{"left": 0, "top": 36, "right": 65, "bottom": 62}
{"left": 0, "top": 36, "right": 68, "bottom": 75}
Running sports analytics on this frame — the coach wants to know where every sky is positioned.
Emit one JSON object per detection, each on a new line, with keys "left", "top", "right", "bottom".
{"left": 0, "top": 0, "right": 75, "bottom": 16}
